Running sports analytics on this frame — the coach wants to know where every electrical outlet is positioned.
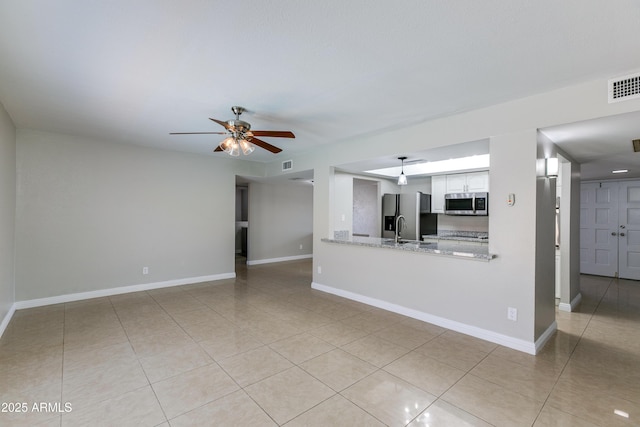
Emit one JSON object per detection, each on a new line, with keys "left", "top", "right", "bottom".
{"left": 299, "top": 244, "right": 303, "bottom": 250}
{"left": 317, "top": 266, "right": 322, "bottom": 274}
{"left": 507, "top": 307, "right": 518, "bottom": 321}
{"left": 143, "top": 267, "right": 149, "bottom": 275}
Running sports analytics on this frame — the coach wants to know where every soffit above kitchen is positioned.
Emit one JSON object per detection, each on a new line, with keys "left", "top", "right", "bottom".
{"left": 336, "top": 139, "right": 490, "bottom": 180}
{"left": 0, "top": 1, "right": 639, "bottom": 164}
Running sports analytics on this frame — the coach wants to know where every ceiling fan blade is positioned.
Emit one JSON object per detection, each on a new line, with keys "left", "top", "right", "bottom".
{"left": 247, "top": 136, "right": 282, "bottom": 153}
{"left": 214, "top": 146, "right": 223, "bottom": 152}
{"left": 170, "top": 132, "right": 227, "bottom": 135}
{"left": 249, "top": 130, "right": 295, "bottom": 138}
{"left": 209, "top": 118, "right": 231, "bottom": 129}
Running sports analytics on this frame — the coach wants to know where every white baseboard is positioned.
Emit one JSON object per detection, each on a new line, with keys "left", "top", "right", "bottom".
{"left": 558, "top": 292, "right": 582, "bottom": 312}
{"left": 247, "top": 254, "right": 312, "bottom": 266}
{"left": 14, "top": 272, "right": 236, "bottom": 310}
{"left": 0, "top": 303, "right": 16, "bottom": 339}
{"left": 534, "top": 321, "right": 557, "bottom": 354}
{"left": 312, "top": 281, "right": 546, "bottom": 355}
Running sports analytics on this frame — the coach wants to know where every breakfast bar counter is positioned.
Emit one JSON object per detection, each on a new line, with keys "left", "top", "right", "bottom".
{"left": 321, "top": 235, "right": 496, "bottom": 261}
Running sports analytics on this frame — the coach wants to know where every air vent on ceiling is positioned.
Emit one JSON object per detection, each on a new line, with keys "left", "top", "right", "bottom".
{"left": 608, "top": 73, "right": 640, "bottom": 103}
{"left": 282, "top": 160, "right": 293, "bottom": 171}
{"left": 633, "top": 139, "right": 640, "bottom": 153}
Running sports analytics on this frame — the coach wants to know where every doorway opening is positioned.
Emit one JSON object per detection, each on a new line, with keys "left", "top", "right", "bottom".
{"left": 235, "top": 183, "right": 249, "bottom": 264}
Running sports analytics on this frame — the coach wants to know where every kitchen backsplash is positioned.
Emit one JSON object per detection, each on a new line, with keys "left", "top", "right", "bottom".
{"left": 437, "top": 214, "right": 489, "bottom": 232}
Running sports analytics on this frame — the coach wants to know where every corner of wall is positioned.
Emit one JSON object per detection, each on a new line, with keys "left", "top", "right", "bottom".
{"left": 0, "top": 303, "right": 16, "bottom": 339}
{"left": 534, "top": 131, "right": 558, "bottom": 340}
{"left": 0, "top": 99, "right": 17, "bottom": 336}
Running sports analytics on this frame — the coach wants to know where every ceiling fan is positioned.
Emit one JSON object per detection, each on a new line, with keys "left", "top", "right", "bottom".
{"left": 170, "top": 106, "right": 295, "bottom": 156}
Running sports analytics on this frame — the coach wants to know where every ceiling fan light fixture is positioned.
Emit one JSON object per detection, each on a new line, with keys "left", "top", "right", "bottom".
{"left": 228, "top": 140, "right": 240, "bottom": 156}
{"left": 239, "top": 139, "right": 255, "bottom": 155}
{"left": 219, "top": 136, "right": 234, "bottom": 153}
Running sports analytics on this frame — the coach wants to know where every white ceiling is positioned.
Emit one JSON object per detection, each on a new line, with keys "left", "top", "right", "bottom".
{"left": 541, "top": 110, "right": 640, "bottom": 181}
{"left": 1, "top": 1, "right": 640, "bottom": 177}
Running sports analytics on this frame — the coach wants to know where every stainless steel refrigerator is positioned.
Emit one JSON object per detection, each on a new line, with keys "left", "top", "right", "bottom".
{"left": 382, "top": 192, "right": 437, "bottom": 240}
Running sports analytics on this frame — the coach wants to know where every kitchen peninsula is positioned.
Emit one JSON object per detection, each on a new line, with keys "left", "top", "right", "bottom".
{"left": 321, "top": 235, "right": 495, "bottom": 260}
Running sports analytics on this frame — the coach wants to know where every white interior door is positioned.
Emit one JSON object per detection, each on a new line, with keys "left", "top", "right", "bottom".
{"left": 618, "top": 181, "right": 640, "bottom": 280}
{"left": 580, "top": 182, "right": 619, "bottom": 276}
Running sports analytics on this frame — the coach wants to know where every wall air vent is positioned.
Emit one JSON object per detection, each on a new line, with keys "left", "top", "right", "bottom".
{"left": 608, "top": 73, "right": 640, "bottom": 103}
{"left": 282, "top": 160, "right": 293, "bottom": 171}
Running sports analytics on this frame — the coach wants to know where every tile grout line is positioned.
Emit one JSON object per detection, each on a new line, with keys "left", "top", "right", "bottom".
{"left": 130, "top": 289, "right": 267, "bottom": 424}
{"left": 335, "top": 324, "right": 488, "bottom": 426}
{"left": 108, "top": 293, "right": 171, "bottom": 425}
{"left": 529, "top": 276, "right": 615, "bottom": 427}
{"left": 417, "top": 345, "right": 498, "bottom": 427}
{"left": 335, "top": 367, "right": 395, "bottom": 427}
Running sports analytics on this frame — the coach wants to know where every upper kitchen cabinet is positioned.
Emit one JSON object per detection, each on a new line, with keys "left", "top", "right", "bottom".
{"left": 445, "top": 171, "right": 489, "bottom": 193}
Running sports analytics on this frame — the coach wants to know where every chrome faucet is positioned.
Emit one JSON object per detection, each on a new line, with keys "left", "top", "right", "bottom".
{"left": 395, "top": 215, "right": 406, "bottom": 244}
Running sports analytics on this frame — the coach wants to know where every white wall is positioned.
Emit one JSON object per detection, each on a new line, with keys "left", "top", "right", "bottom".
{"left": 0, "top": 101, "right": 16, "bottom": 332}
{"left": 15, "top": 129, "right": 261, "bottom": 301}
{"left": 332, "top": 172, "right": 354, "bottom": 237}
{"left": 395, "top": 176, "right": 431, "bottom": 195}
{"left": 246, "top": 180, "right": 313, "bottom": 263}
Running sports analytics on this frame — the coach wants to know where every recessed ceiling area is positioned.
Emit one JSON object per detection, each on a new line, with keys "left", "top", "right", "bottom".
{"left": 541, "top": 110, "right": 640, "bottom": 181}
{"left": 336, "top": 140, "right": 490, "bottom": 180}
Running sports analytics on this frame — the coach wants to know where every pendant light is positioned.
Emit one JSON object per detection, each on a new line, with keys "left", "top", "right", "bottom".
{"left": 397, "top": 156, "right": 408, "bottom": 186}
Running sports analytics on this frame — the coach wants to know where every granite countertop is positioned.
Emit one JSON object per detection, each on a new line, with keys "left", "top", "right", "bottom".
{"left": 422, "top": 231, "right": 489, "bottom": 243}
{"left": 321, "top": 236, "right": 495, "bottom": 261}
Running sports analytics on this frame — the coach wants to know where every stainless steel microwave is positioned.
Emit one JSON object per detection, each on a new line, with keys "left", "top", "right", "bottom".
{"left": 444, "top": 192, "right": 488, "bottom": 215}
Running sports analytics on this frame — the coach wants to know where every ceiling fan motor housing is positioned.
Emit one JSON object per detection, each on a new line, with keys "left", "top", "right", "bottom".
{"left": 228, "top": 119, "right": 251, "bottom": 133}
{"left": 231, "top": 106, "right": 245, "bottom": 116}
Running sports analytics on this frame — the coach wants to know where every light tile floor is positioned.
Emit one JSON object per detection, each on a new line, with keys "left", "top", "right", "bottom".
{"left": 0, "top": 260, "right": 639, "bottom": 426}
